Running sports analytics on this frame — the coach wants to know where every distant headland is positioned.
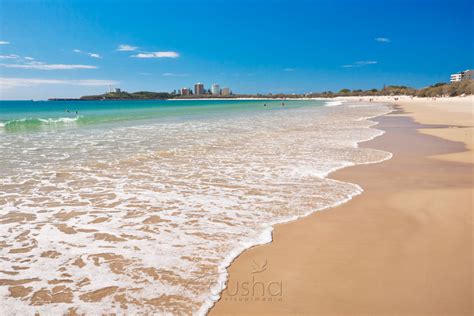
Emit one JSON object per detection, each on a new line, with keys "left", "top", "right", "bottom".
{"left": 48, "top": 78, "right": 473, "bottom": 101}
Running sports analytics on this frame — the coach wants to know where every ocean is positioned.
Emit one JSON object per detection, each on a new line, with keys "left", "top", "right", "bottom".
{"left": 0, "top": 99, "right": 392, "bottom": 315}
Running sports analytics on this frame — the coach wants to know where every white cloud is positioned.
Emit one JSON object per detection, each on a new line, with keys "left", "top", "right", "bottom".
{"left": 0, "top": 54, "right": 20, "bottom": 59}
{"left": 1, "top": 62, "right": 97, "bottom": 70}
{"left": 0, "top": 41, "right": 10, "bottom": 45}
{"left": 117, "top": 44, "right": 138, "bottom": 51}
{"left": 132, "top": 51, "right": 179, "bottom": 58}
{"left": 342, "top": 61, "right": 378, "bottom": 68}
{"left": 0, "top": 77, "right": 118, "bottom": 88}
{"left": 162, "top": 72, "right": 188, "bottom": 77}
{"left": 283, "top": 68, "right": 295, "bottom": 71}
{"left": 375, "top": 37, "right": 390, "bottom": 43}
{"left": 24, "top": 57, "right": 34, "bottom": 61}
{"left": 73, "top": 49, "right": 101, "bottom": 58}
{"left": 355, "top": 60, "right": 378, "bottom": 65}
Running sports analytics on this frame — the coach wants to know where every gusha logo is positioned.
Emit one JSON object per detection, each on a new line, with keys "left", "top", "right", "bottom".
{"left": 200, "top": 259, "right": 283, "bottom": 303}
{"left": 251, "top": 259, "right": 267, "bottom": 274}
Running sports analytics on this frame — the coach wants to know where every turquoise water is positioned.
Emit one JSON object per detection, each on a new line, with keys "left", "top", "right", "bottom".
{"left": 0, "top": 99, "right": 316, "bottom": 132}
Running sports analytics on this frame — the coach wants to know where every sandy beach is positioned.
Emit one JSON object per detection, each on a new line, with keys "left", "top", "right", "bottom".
{"left": 210, "top": 96, "right": 473, "bottom": 315}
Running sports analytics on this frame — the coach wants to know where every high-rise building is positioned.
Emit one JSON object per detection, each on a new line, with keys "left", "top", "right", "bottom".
{"left": 221, "top": 87, "right": 231, "bottom": 96}
{"left": 194, "top": 83, "right": 205, "bottom": 95}
{"left": 211, "top": 84, "right": 220, "bottom": 96}
{"left": 180, "top": 88, "right": 191, "bottom": 95}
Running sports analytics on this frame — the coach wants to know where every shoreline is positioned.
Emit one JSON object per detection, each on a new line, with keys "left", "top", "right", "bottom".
{"left": 0, "top": 98, "right": 392, "bottom": 315}
{"left": 210, "top": 97, "right": 473, "bottom": 315}
{"left": 198, "top": 103, "right": 393, "bottom": 316}
{"left": 203, "top": 103, "right": 394, "bottom": 315}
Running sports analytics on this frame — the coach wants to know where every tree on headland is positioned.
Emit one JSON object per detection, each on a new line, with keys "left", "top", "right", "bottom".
{"left": 339, "top": 88, "right": 351, "bottom": 94}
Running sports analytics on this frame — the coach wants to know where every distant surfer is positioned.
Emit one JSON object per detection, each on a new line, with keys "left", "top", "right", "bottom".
{"left": 264, "top": 103, "right": 266, "bottom": 107}
{"left": 281, "top": 102, "right": 285, "bottom": 106}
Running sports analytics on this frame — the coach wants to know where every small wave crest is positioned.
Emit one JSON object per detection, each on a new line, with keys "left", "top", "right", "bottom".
{"left": 0, "top": 116, "right": 80, "bottom": 131}
{"left": 324, "top": 100, "right": 344, "bottom": 107}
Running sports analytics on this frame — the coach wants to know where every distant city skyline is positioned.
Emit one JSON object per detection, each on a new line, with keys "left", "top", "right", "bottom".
{"left": 0, "top": 0, "right": 472, "bottom": 100}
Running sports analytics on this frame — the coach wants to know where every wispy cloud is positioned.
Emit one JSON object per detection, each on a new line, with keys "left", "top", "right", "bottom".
{"left": 117, "top": 44, "right": 138, "bottom": 51}
{"left": 283, "top": 68, "right": 295, "bottom": 71}
{"left": 162, "top": 72, "right": 188, "bottom": 77}
{"left": 355, "top": 60, "right": 378, "bottom": 65}
{"left": 0, "top": 54, "right": 35, "bottom": 62}
{"left": 342, "top": 60, "right": 378, "bottom": 68}
{"left": 0, "top": 41, "right": 10, "bottom": 45}
{"left": 132, "top": 51, "right": 179, "bottom": 58}
{"left": 73, "top": 49, "right": 101, "bottom": 58}
{"left": 0, "top": 77, "right": 118, "bottom": 88}
{"left": 0, "top": 54, "right": 20, "bottom": 59}
{"left": 375, "top": 37, "right": 390, "bottom": 43}
{"left": 1, "top": 61, "right": 97, "bottom": 70}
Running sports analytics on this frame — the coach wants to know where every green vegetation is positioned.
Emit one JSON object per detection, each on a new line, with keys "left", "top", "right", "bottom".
{"left": 304, "top": 80, "right": 473, "bottom": 98}
{"left": 80, "top": 91, "right": 174, "bottom": 100}
{"left": 415, "top": 80, "right": 474, "bottom": 97}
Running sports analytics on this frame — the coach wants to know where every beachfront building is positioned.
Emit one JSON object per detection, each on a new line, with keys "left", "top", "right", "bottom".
{"left": 211, "top": 84, "right": 220, "bottom": 96}
{"left": 180, "top": 87, "right": 191, "bottom": 96}
{"left": 450, "top": 70, "right": 473, "bottom": 82}
{"left": 194, "top": 83, "right": 205, "bottom": 95}
{"left": 221, "top": 87, "right": 231, "bottom": 96}
{"left": 114, "top": 88, "right": 121, "bottom": 93}
{"left": 450, "top": 73, "right": 462, "bottom": 82}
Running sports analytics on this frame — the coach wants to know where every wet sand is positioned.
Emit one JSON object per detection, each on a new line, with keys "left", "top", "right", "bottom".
{"left": 210, "top": 99, "right": 473, "bottom": 315}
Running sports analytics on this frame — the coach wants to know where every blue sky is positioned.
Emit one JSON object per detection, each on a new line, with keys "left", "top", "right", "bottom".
{"left": 0, "top": 0, "right": 472, "bottom": 99}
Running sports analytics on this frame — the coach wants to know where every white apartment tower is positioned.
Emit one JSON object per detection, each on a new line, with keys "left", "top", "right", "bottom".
{"left": 211, "top": 84, "right": 220, "bottom": 95}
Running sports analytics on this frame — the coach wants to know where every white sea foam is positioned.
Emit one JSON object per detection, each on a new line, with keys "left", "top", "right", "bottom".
{"left": 38, "top": 116, "right": 80, "bottom": 124}
{"left": 0, "top": 101, "right": 392, "bottom": 315}
{"left": 324, "top": 100, "right": 344, "bottom": 106}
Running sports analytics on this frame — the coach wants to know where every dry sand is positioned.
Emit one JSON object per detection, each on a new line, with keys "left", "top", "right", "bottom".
{"left": 210, "top": 97, "right": 473, "bottom": 315}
